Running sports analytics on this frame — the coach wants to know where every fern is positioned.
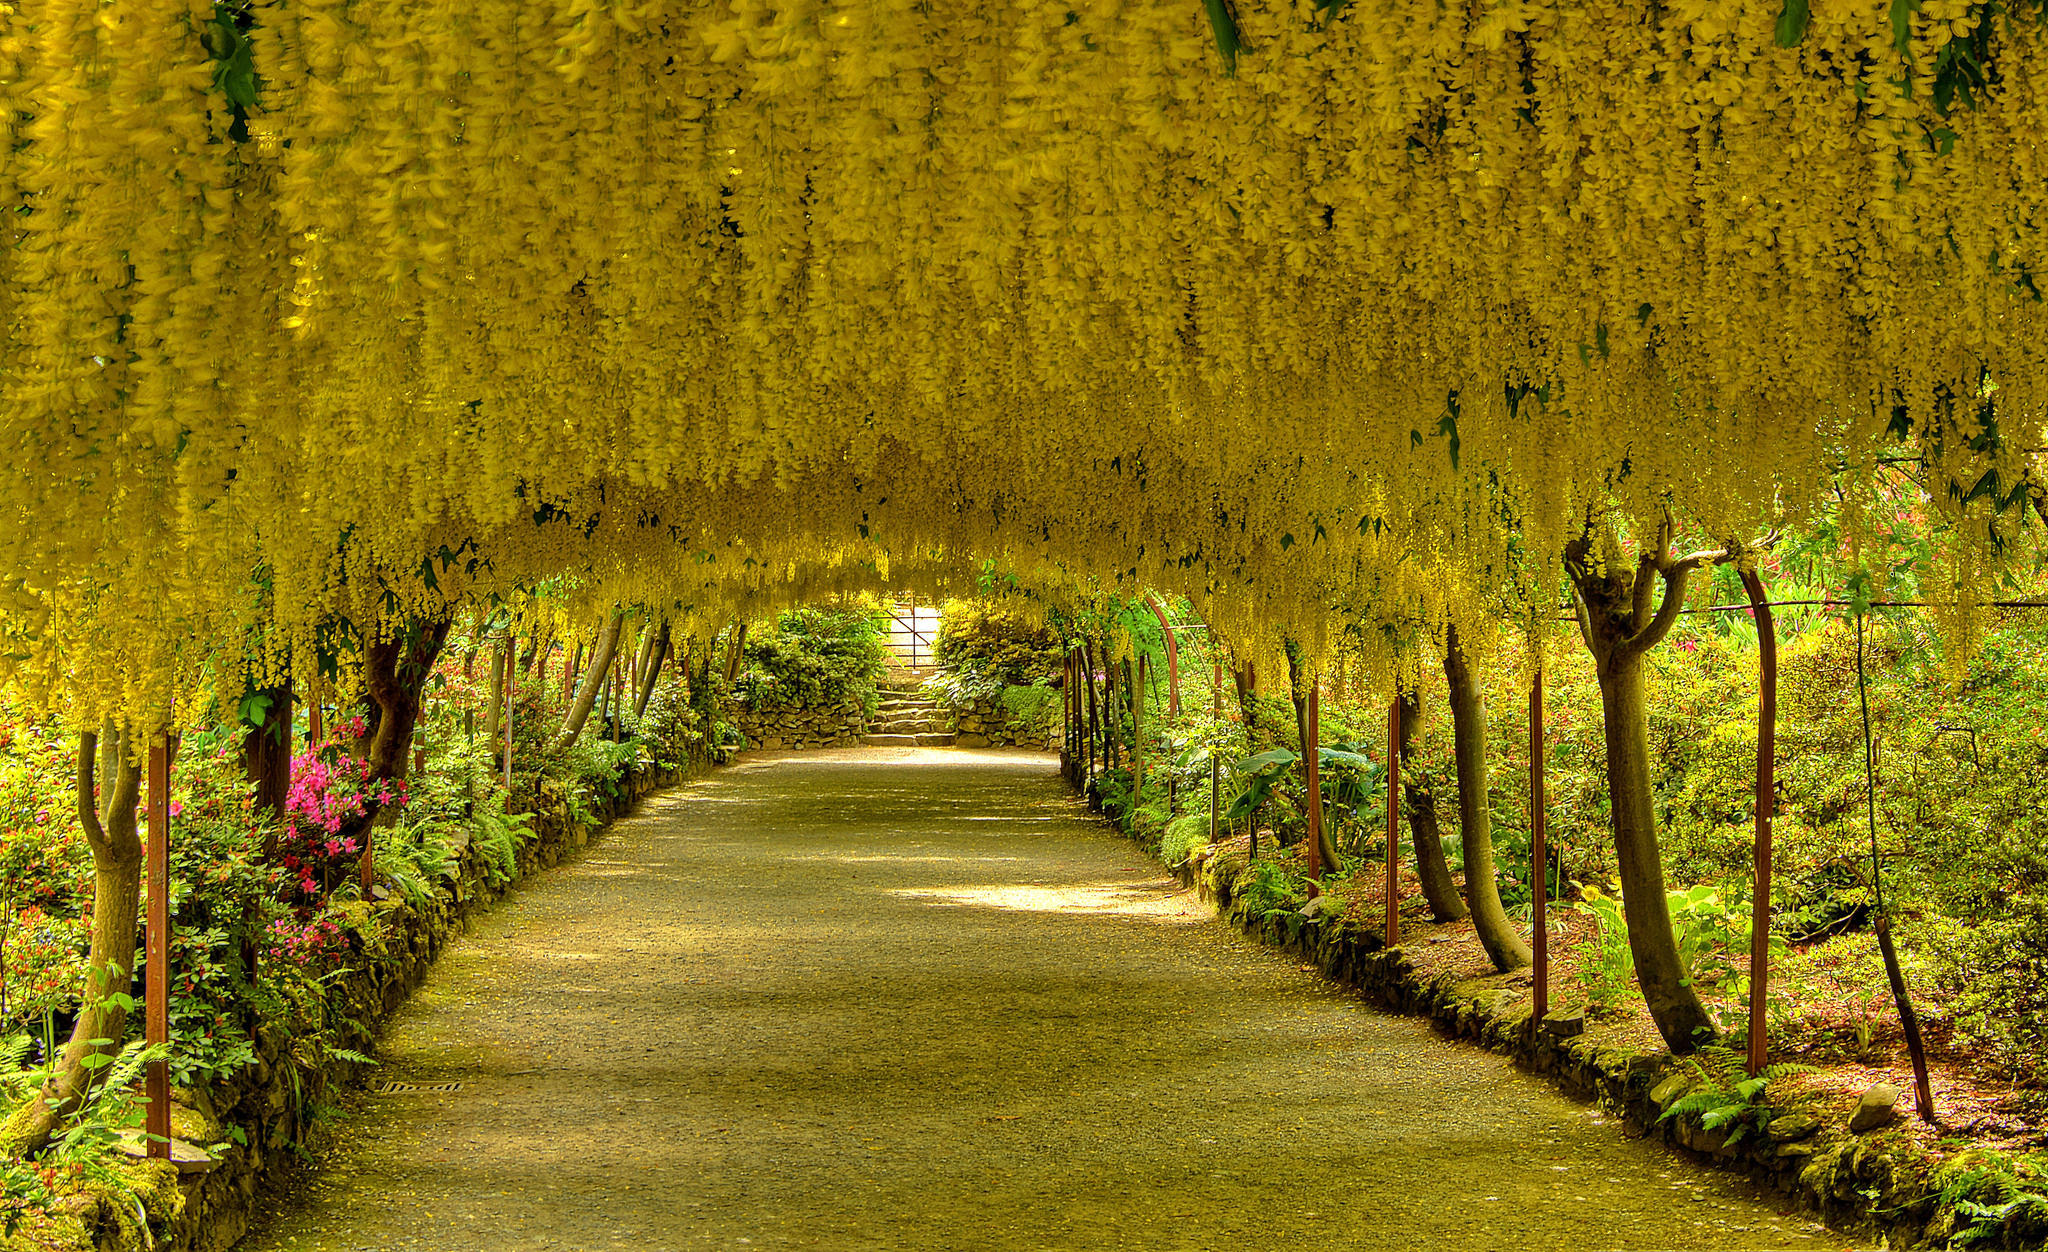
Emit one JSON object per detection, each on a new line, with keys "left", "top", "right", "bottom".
{"left": 1656, "top": 1049, "right": 1817, "bottom": 1147}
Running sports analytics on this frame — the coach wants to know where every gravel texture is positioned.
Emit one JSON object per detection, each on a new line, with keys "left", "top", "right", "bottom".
{"left": 239, "top": 748, "right": 1842, "bottom": 1251}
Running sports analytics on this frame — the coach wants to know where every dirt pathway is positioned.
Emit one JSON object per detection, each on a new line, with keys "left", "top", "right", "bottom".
{"left": 240, "top": 748, "right": 1840, "bottom": 1251}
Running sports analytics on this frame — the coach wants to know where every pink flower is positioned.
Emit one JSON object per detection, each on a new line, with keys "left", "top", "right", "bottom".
{"left": 169, "top": 801, "right": 184, "bottom": 818}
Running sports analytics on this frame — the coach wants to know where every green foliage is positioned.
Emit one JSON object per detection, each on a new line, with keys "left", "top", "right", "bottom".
{"left": 0, "top": 1032, "right": 171, "bottom": 1234}
{"left": 469, "top": 805, "right": 533, "bottom": 889}
{"left": 732, "top": 606, "right": 888, "bottom": 714}
{"left": 1234, "top": 859, "right": 1306, "bottom": 920}
{"left": 374, "top": 815, "right": 460, "bottom": 907}
{"left": 1574, "top": 882, "right": 1636, "bottom": 1007}
{"left": 1656, "top": 1047, "right": 1817, "bottom": 1148}
{"left": 1933, "top": 1152, "right": 2048, "bottom": 1248}
{"left": 1159, "top": 813, "right": 1213, "bottom": 867}
{"left": 1574, "top": 880, "right": 1778, "bottom": 1015}
{"left": 932, "top": 601, "right": 1063, "bottom": 699}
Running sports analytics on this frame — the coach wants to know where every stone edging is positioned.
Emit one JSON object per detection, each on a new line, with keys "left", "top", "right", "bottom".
{"left": 71, "top": 762, "right": 694, "bottom": 1252}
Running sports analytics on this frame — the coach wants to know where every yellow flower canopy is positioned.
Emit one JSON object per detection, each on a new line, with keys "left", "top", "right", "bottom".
{"left": 0, "top": 0, "right": 2042, "bottom": 714}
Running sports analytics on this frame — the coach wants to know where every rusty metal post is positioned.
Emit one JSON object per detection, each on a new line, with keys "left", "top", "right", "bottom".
{"left": 1144, "top": 595, "right": 1181, "bottom": 716}
{"left": 146, "top": 723, "right": 172, "bottom": 1158}
{"left": 1531, "top": 667, "right": 1549, "bottom": 1025}
{"left": 1083, "top": 642, "right": 1098, "bottom": 786}
{"left": 504, "top": 634, "right": 516, "bottom": 797}
{"left": 1304, "top": 680, "right": 1323, "bottom": 882}
{"left": 308, "top": 699, "right": 324, "bottom": 747}
{"left": 1133, "top": 653, "right": 1146, "bottom": 819}
{"left": 1383, "top": 694, "right": 1400, "bottom": 945}
{"left": 1210, "top": 660, "right": 1221, "bottom": 847}
{"left": 1740, "top": 568, "right": 1777, "bottom": 1076}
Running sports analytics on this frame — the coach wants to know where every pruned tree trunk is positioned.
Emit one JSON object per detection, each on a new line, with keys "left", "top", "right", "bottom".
{"left": 723, "top": 622, "right": 749, "bottom": 685}
{"left": 242, "top": 680, "right": 293, "bottom": 832}
{"left": 1232, "top": 659, "right": 1258, "bottom": 733}
{"left": 634, "top": 619, "right": 671, "bottom": 717}
{"left": 1567, "top": 517, "right": 1723, "bottom": 1052}
{"left": 1399, "top": 686, "right": 1467, "bottom": 923}
{"left": 1, "top": 727, "right": 144, "bottom": 1157}
{"left": 1284, "top": 641, "right": 1341, "bottom": 871}
{"left": 557, "top": 613, "right": 623, "bottom": 749}
{"left": 482, "top": 636, "right": 508, "bottom": 750}
{"left": 1443, "top": 625, "right": 1531, "bottom": 972}
{"left": 350, "top": 613, "right": 455, "bottom": 842}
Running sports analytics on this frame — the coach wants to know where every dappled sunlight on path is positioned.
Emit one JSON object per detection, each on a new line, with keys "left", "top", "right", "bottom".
{"left": 238, "top": 747, "right": 1842, "bottom": 1251}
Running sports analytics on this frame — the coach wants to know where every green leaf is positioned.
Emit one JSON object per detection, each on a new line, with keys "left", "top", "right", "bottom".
{"left": 1775, "top": 0, "right": 1811, "bottom": 47}
{"left": 1200, "top": 0, "right": 1241, "bottom": 74}
{"left": 1235, "top": 748, "right": 1301, "bottom": 773}
{"left": 1889, "top": 0, "right": 1918, "bottom": 57}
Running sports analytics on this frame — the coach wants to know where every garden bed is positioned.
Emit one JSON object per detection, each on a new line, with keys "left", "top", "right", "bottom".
{"left": 1149, "top": 832, "right": 2048, "bottom": 1250}
{"left": 4, "top": 758, "right": 693, "bottom": 1252}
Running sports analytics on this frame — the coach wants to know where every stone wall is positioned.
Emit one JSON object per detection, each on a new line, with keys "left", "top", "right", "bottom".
{"left": 53, "top": 761, "right": 692, "bottom": 1252}
{"left": 729, "top": 701, "right": 867, "bottom": 750}
{"left": 951, "top": 694, "right": 1058, "bottom": 750}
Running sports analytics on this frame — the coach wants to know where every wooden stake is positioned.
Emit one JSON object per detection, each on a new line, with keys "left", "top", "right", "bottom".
{"left": 146, "top": 723, "right": 171, "bottom": 1159}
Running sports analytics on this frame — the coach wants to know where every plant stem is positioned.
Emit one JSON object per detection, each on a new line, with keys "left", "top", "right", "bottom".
{"left": 1855, "top": 611, "right": 1935, "bottom": 1124}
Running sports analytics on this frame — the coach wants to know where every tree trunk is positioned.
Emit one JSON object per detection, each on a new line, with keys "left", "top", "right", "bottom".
{"left": 557, "top": 613, "right": 623, "bottom": 749}
{"left": 634, "top": 619, "right": 672, "bottom": 718}
{"left": 1568, "top": 521, "right": 1722, "bottom": 1053}
{"left": 241, "top": 680, "right": 293, "bottom": 831}
{"left": 723, "top": 622, "right": 749, "bottom": 685}
{"left": 1595, "top": 649, "right": 1713, "bottom": 1046}
{"left": 1232, "top": 660, "right": 1258, "bottom": 733}
{"left": 1284, "top": 642, "right": 1341, "bottom": 871}
{"left": 0, "top": 728, "right": 144, "bottom": 1157}
{"left": 483, "top": 636, "right": 508, "bottom": 749}
{"left": 1399, "top": 686, "right": 1467, "bottom": 922}
{"left": 1443, "top": 625, "right": 1532, "bottom": 972}
{"left": 631, "top": 622, "right": 656, "bottom": 695}
{"left": 351, "top": 613, "right": 455, "bottom": 830}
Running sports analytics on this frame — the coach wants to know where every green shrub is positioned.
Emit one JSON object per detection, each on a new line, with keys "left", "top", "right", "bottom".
{"left": 1159, "top": 813, "right": 1213, "bottom": 866}
{"left": 732, "top": 606, "right": 888, "bottom": 714}
{"left": 932, "top": 601, "right": 1062, "bottom": 698}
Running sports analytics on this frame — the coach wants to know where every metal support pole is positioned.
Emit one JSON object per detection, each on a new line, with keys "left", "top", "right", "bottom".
{"left": 1384, "top": 694, "right": 1400, "bottom": 946}
{"left": 1132, "top": 654, "right": 1146, "bottom": 818}
{"left": 1304, "top": 681, "right": 1322, "bottom": 881}
{"left": 1740, "top": 568, "right": 1777, "bottom": 1075}
{"left": 146, "top": 722, "right": 172, "bottom": 1159}
{"left": 1084, "top": 643, "right": 1098, "bottom": 787}
{"left": 1144, "top": 596, "right": 1181, "bottom": 716}
{"left": 1531, "top": 668, "right": 1548, "bottom": 1024}
{"left": 504, "top": 634, "right": 516, "bottom": 797}
{"left": 1209, "top": 660, "right": 1221, "bottom": 847}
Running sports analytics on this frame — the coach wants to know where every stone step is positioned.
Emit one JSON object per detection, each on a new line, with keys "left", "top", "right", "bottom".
{"left": 876, "top": 696, "right": 940, "bottom": 710}
{"left": 875, "top": 718, "right": 950, "bottom": 734}
{"left": 861, "top": 732, "right": 959, "bottom": 748}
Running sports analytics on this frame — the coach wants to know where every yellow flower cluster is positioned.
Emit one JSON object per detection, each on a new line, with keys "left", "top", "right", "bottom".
{"left": 0, "top": 0, "right": 2042, "bottom": 717}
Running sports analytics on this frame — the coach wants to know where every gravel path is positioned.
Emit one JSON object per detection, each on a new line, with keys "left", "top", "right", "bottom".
{"left": 239, "top": 748, "right": 1841, "bottom": 1251}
